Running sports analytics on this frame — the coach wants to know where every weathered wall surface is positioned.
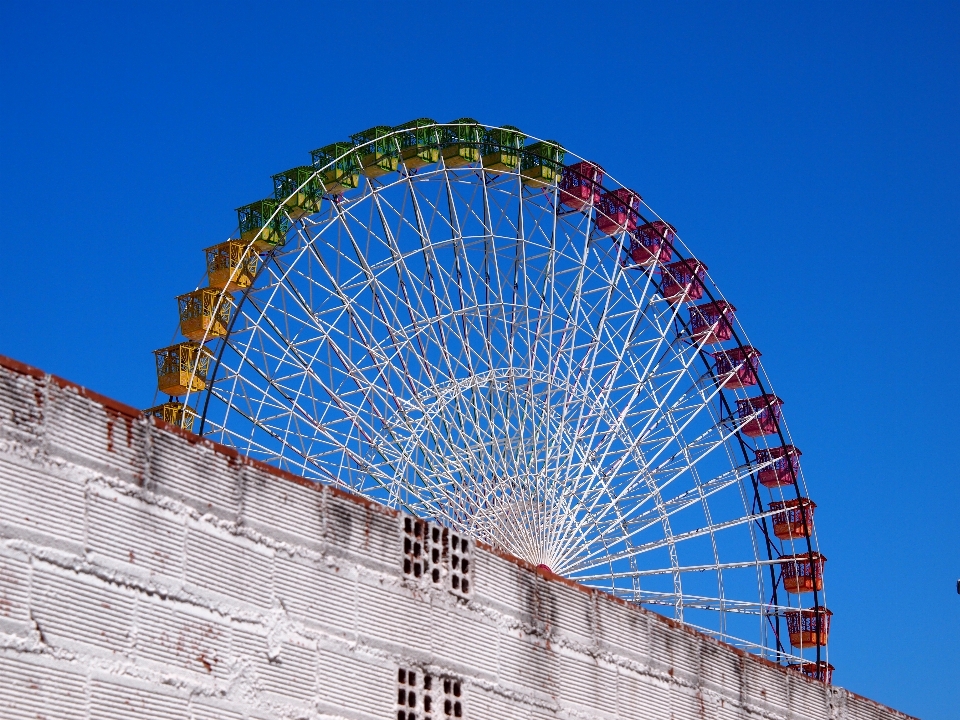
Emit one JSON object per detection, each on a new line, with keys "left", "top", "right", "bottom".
{"left": 0, "top": 356, "right": 911, "bottom": 720}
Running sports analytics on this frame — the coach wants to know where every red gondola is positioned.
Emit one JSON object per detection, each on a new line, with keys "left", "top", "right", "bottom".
{"left": 596, "top": 188, "right": 641, "bottom": 236}
{"left": 714, "top": 346, "right": 761, "bottom": 389}
{"left": 627, "top": 221, "right": 675, "bottom": 266}
{"left": 784, "top": 606, "right": 832, "bottom": 648}
{"left": 736, "top": 394, "right": 783, "bottom": 437}
{"left": 661, "top": 258, "right": 706, "bottom": 304}
{"left": 780, "top": 552, "right": 826, "bottom": 594}
{"left": 689, "top": 300, "right": 736, "bottom": 344}
{"left": 787, "top": 661, "right": 834, "bottom": 684}
{"left": 755, "top": 445, "right": 801, "bottom": 487}
{"left": 769, "top": 498, "right": 816, "bottom": 540}
{"left": 559, "top": 161, "right": 603, "bottom": 210}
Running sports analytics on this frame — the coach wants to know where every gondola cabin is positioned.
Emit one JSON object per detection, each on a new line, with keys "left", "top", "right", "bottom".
{"left": 441, "top": 119, "right": 482, "bottom": 168}
{"left": 780, "top": 552, "right": 826, "bottom": 594}
{"left": 689, "top": 300, "right": 736, "bottom": 344}
{"left": 396, "top": 118, "right": 440, "bottom": 169}
{"left": 755, "top": 445, "right": 801, "bottom": 487}
{"left": 596, "top": 188, "right": 641, "bottom": 236}
{"left": 784, "top": 606, "right": 832, "bottom": 649}
{"left": 178, "top": 288, "right": 231, "bottom": 341}
{"left": 661, "top": 258, "right": 707, "bottom": 304}
{"left": 736, "top": 394, "right": 783, "bottom": 437}
{"left": 521, "top": 141, "right": 565, "bottom": 187}
{"left": 237, "top": 199, "right": 289, "bottom": 251}
{"left": 309, "top": 142, "right": 361, "bottom": 195}
{"left": 713, "top": 346, "right": 761, "bottom": 389}
{"left": 481, "top": 125, "right": 524, "bottom": 173}
{"left": 154, "top": 342, "right": 212, "bottom": 397}
{"left": 272, "top": 166, "right": 322, "bottom": 220}
{"left": 769, "top": 498, "right": 816, "bottom": 540}
{"left": 144, "top": 401, "right": 197, "bottom": 432}
{"left": 205, "top": 240, "right": 258, "bottom": 293}
{"left": 786, "top": 662, "right": 834, "bottom": 684}
{"left": 628, "top": 221, "right": 675, "bottom": 266}
{"left": 559, "top": 161, "right": 603, "bottom": 210}
{"left": 351, "top": 125, "right": 399, "bottom": 178}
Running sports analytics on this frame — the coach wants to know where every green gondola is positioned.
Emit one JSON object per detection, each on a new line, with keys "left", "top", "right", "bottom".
{"left": 236, "top": 198, "right": 289, "bottom": 251}
{"left": 440, "top": 118, "right": 482, "bottom": 168}
{"left": 272, "top": 166, "right": 323, "bottom": 219}
{"left": 309, "top": 142, "right": 361, "bottom": 195}
{"left": 482, "top": 125, "right": 525, "bottom": 173}
{"left": 521, "top": 141, "right": 566, "bottom": 187}
{"left": 395, "top": 118, "right": 440, "bottom": 168}
{"left": 351, "top": 126, "right": 400, "bottom": 178}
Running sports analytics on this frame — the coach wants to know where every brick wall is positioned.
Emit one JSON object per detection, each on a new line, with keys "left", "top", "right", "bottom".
{"left": 0, "top": 356, "right": 912, "bottom": 720}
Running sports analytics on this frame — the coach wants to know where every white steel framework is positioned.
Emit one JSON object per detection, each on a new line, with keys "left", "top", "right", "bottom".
{"left": 169, "top": 123, "right": 826, "bottom": 668}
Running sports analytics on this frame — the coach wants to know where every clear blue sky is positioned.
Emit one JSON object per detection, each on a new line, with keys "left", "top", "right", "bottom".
{"left": 2, "top": 3, "right": 957, "bottom": 717}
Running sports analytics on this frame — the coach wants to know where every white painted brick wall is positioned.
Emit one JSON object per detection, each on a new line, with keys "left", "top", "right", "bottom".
{"left": 31, "top": 563, "right": 135, "bottom": 656}
{"left": 0, "top": 547, "right": 30, "bottom": 625}
{"left": 1, "top": 655, "right": 88, "bottom": 720}
{"left": 274, "top": 552, "right": 358, "bottom": 638}
{"left": 86, "top": 487, "right": 185, "bottom": 578}
{"left": 184, "top": 522, "right": 275, "bottom": 608}
{"left": 429, "top": 601, "right": 499, "bottom": 679}
{"left": 0, "top": 356, "right": 914, "bottom": 720}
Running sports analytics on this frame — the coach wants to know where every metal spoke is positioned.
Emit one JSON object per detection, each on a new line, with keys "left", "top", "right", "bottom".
{"left": 172, "top": 124, "right": 824, "bottom": 668}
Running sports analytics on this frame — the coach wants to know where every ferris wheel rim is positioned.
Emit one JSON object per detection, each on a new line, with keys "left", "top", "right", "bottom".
{"left": 156, "top": 122, "right": 827, "bottom": 668}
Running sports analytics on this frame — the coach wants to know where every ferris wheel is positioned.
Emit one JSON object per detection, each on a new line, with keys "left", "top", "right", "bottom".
{"left": 147, "top": 120, "right": 832, "bottom": 680}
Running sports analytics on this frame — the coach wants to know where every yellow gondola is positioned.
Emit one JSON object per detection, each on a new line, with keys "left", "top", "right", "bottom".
{"left": 153, "top": 342, "right": 212, "bottom": 396}
{"left": 205, "top": 240, "right": 258, "bottom": 292}
{"left": 177, "top": 288, "right": 231, "bottom": 341}
{"left": 143, "top": 401, "right": 198, "bottom": 432}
